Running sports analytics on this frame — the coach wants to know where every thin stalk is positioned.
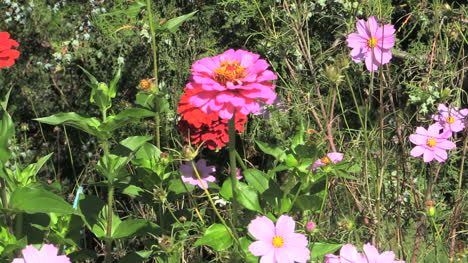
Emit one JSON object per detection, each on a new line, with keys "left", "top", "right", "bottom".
{"left": 228, "top": 114, "right": 239, "bottom": 227}
{"left": 0, "top": 175, "right": 13, "bottom": 234}
{"left": 190, "top": 161, "right": 245, "bottom": 259}
{"left": 317, "top": 174, "right": 329, "bottom": 224}
{"left": 146, "top": 0, "right": 161, "bottom": 149}
{"left": 235, "top": 151, "right": 247, "bottom": 170}
{"left": 101, "top": 109, "right": 114, "bottom": 263}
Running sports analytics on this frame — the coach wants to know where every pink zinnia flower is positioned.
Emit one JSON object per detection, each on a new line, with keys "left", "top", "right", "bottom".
{"left": 186, "top": 49, "right": 277, "bottom": 120}
{"left": 12, "top": 244, "right": 71, "bottom": 263}
{"left": 325, "top": 243, "right": 405, "bottom": 263}
{"left": 248, "top": 215, "right": 310, "bottom": 263}
{"left": 347, "top": 16, "right": 395, "bottom": 72}
{"left": 409, "top": 124, "right": 456, "bottom": 162}
{"left": 431, "top": 104, "right": 468, "bottom": 133}
{"left": 180, "top": 159, "right": 216, "bottom": 189}
{"left": 308, "top": 152, "right": 344, "bottom": 172}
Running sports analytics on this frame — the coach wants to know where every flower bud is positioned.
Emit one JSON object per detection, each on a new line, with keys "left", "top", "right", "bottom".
{"left": 306, "top": 221, "right": 316, "bottom": 232}
{"left": 425, "top": 200, "right": 436, "bottom": 217}
{"left": 182, "top": 145, "right": 198, "bottom": 161}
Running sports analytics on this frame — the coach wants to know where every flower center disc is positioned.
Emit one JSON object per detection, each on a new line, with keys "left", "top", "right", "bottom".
{"left": 446, "top": 116, "right": 455, "bottom": 124}
{"left": 426, "top": 138, "right": 437, "bottom": 147}
{"left": 271, "top": 236, "right": 285, "bottom": 248}
{"left": 321, "top": 156, "right": 332, "bottom": 165}
{"left": 367, "top": 37, "right": 378, "bottom": 48}
{"left": 214, "top": 60, "right": 246, "bottom": 85}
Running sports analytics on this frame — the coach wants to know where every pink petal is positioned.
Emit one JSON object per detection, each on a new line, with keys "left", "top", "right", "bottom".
{"left": 415, "top": 126, "right": 428, "bottom": 135}
{"left": 21, "top": 245, "right": 41, "bottom": 262}
{"left": 248, "top": 216, "right": 276, "bottom": 241}
{"left": 249, "top": 240, "right": 274, "bottom": 256}
{"left": 423, "top": 150, "right": 434, "bottom": 162}
{"left": 324, "top": 254, "right": 340, "bottom": 263}
{"left": 436, "top": 140, "right": 456, "bottom": 150}
{"left": 274, "top": 247, "right": 295, "bottom": 263}
{"left": 11, "top": 259, "right": 26, "bottom": 263}
{"left": 328, "top": 152, "right": 344, "bottom": 163}
{"left": 409, "top": 134, "right": 428, "bottom": 145}
{"left": 347, "top": 33, "right": 368, "bottom": 48}
{"left": 39, "top": 244, "right": 59, "bottom": 256}
{"left": 281, "top": 244, "right": 310, "bottom": 262}
{"left": 378, "top": 251, "right": 396, "bottom": 262}
{"left": 356, "top": 19, "right": 371, "bottom": 38}
{"left": 340, "top": 244, "right": 361, "bottom": 263}
{"left": 373, "top": 47, "right": 392, "bottom": 65}
{"left": 428, "top": 123, "right": 442, "bottom": 135}
{"left": 363, "top": 243, "right": 379, "bottom": 263}
{"left": 367, "top": 16, "right": 379, "bottom": 37}
{"left": 259, "top": 250, "right": 276, "bottom": 263}
{"left": 350, "top": 47, "right": 366, "bottom": 63}
{"left": 433, "top": 148, "right": 448, "bottom": 162}
{"left": 410, "top": 146, "right": 425, "bottom": 157}
{"left": 275, "top": 215, "right": 296, "bottom": 238}
{"left": 365, "top": 53, "right": 379, "bottom": 72}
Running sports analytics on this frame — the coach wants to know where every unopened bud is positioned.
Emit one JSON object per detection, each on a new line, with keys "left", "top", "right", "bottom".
{"left": 182, "top": 145, "right": 198, "bottom": 161}
{"left": 306, "top": 221, "right": 316, "bottom": 232}
{"left": 425, "top": 200, "right": 436, "bottom": 217}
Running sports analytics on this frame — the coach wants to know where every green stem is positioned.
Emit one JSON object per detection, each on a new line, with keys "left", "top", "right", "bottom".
{"left": 146, "top": 0, "right": 161, "bottom": 149}
{"left": 235, "top": 151, "right": 247, "bottom": 170}
{"left": 228, "top": 115, "right": 239, "bottom": 227}
{"left": 14, "top": 213, "right": 23, "bottom": 239}
{"left": 105, "top": 184, "right": 114, "bottom": 263}
{"left": 317, "top": 174, "right": 329, "bottom": 224}
{"left": 190, "top": 161, "right": 245, "bottom": 259}
{"left": 0, "top": 176, "right": 13, "bottom": 235}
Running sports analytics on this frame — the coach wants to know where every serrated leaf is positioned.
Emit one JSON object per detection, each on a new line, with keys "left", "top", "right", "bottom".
{"left": 194, "top": 224, "right": 233, "bottom": 251}
{"left": 9, "top": 186, "right": 75, "bottom": 215}
{"left": 35, "top": 112, "right": 104, "bottom": 138}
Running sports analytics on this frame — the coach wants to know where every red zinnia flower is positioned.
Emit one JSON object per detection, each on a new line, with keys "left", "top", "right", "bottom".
{"left": 177, "top": 87, "right": 247, "bottom": 150}
{"left": 0, "top": 32, "right": 20, "bottom": 68}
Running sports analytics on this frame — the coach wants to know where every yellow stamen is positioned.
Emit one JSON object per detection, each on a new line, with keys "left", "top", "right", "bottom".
{"left": 446, "top": 116, "right": 455, "bottom": 124}
{"left": 426, "top": 138, "right": 437, "bottom": 148}
{"left": 214, "top": 60, "right": 246, "bottom": 85}
{"left": 321, "top": 156, "right": 332, "bottom": 165}
{"left": 367, "top": 37, "right": 378, "bottom": 48}
{"left": 271, "top": 236, "right": 285, "bottom": 248}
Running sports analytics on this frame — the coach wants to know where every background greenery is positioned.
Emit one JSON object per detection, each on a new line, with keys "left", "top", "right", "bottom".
{"left": 0, "top": 0, "right": 467, "bottom": 262}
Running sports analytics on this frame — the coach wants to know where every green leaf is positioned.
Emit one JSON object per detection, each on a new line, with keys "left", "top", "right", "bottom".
{"left": 255, "top": 141, "right": 286, "bottom": 161}
{"left": 122, "top": 185, "right": 145, "bottom": 198}
{"left": 310, "top": 243, "right": 343, "bottom": 260}
{"left": 112, "top": 219, "right": 149, "bottom": 239}
{"left": 78, "top": 195, "right": 121, "bottom": 238}
{"left": 99, "top": 1, "right": 146, "bottom": 17}
{"left": 91, "top": 82, "right": 112, "bottom": 111}
{"left": 135, "top": 92, "right": 157, "bottom": 110}
{"left": 108, "top": 68, "right": 121, "bottom": 98}
{"left": 236, "top": 182, "right": 262, "bottom": 213}
{"left": 168, "top": 179, "right": 194, "bottom": 194}
{"left": 243, "top": 169, "right": 269, "bottom": 193}
{"left": 239, "top": 237, "right": 258, "bottom": 263}
{"left": 9, "top": 186, "right": 75, "bottom": 215}
{"left": 120, "top": 136, "right": 153, "bottom": 152}
{"left": 17, "top": 153, "right": 53, "bottom": 186}
{"left": 35, "top": 112, "right": 104, "bottom": 138}
{"left": 78, "top": 66, "right": 99, "bottom": 88}
{"left": 291, "top": 120, "right": 305, "bottom": 149}
{"left": 160, "top": 11, "right": 198, "bottom": 33}
{"left": 100, "top": 108, "right": 154, "bottom": 132}
{"left": 0, "top": 87, "right": 13, "bottom": 110}
{"left": 0, "top": 111, "right": 14, "bottom": 163}
{"left": 118, "top": 251, "right": 152, "bottom": 263}
{"left": 293, "top": 195, "right": 322, "bottom": 212}
{"left": 194, "top": 223, "right": 233, "bottom": 251}
{"left": 219, "top": 178, "right": 232, "bottom": 200}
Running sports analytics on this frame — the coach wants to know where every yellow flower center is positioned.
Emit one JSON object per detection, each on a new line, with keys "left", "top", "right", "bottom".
{"left": 446, "top": 116, "right": 455, "bottom": 124}
{"left": 139, "top": 79, "right": 152, "bottom": 92}
{"left": 367, "top": 37, "right": 378, "bottom": 48}
{"left": 214, "top": 60, "right": 246, "bottom": 85}
{"left": 271, "top": 236, "right": 285, "bottom": 248}
{"left": 321, "top": 156, "right": 332, "bottom": 165}
{"left": 426, "top": 138, "right": 437, "bottom": 148}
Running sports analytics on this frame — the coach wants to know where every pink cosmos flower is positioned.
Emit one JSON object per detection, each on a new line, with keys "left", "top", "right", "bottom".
{"left": 431, "top": 104, "right": 468, "bottom": 133}
{"left": 325, "top": 243, "right": 405, "bottom": 263}
{"left": 248, "top": 215, "right": 310, "bottom": 263}
{"left": 308, "top": 152, "right": 344, "bottom": 172}
{"left": 409, "top": 124, "right": 456, "bottom": 162}
{"left": 347, "top": 16, "right": 396, "bottom": 72}
{"left": 180, "top": 159, "right": 216, "bottom": 189}
{"left": 12, "top": 244, "right": 71, "bottom": 263}
{"left": 186, "top": 49, "right": 277, "bottom": 120}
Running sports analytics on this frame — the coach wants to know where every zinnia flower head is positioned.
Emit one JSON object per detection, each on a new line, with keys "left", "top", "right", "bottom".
{"left": 248, "top": 215, "right": 310, "bottom": 263}
{"left": 186, "top": 49, "right": 277, "bottom": 119}
{"left": 12, "top": 244, "right": 71, "bottom": 263}
{"left": 325, "top": 243, "right": 405, "bottom": 263}
{"left": 0, "top": 32, "right": 20, "bottom": 68}
{"left": 177, "top": 87, "right": 247, "bottom": 150}
{"left": 308, "top": 152, "right": 344, "bottom": 172}
{"left": 409, "top": 124, "right": 456, "bottom": 162}
{"left": 347, "top": 16, "right": 395, "bottom": 72}
{"left": 431, "top": 103, "right": 468, "bottom": 133}
{"left": 180, "top": 159, "right": 216, "bottom": 189}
